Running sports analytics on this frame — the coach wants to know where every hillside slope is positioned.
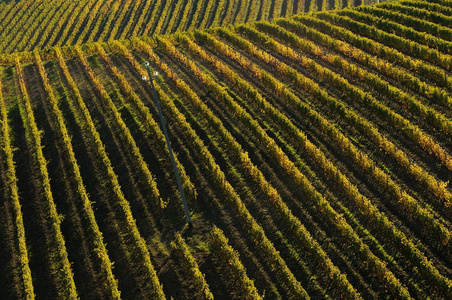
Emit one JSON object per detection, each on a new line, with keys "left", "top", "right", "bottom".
{"left": 1, "top": 0, "right": 452, "bottom": 299}
{"left": 0, "top": 0, "right": 375, "bottom": 53}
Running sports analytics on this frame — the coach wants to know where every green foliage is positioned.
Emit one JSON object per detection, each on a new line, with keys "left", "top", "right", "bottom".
{"left": 137, "top": 38, "right": 310, "bottom": 299}
{"left": 171, "top": 234, "right": 214, "bottom": 299}
{"left": 55, "top": 47, "right": 165, "bottom": 299}
{"left": 0, "top": 0, "right": 365, "bottom": 53}
{"left": 34, "top": 52, "right": 121, "bottom": 299}
{"left": 15, "top": 56, "right": 78, "bottom": 300}
{"left": 210, "top": 227, "right": 262, "bottom": 300}
{"left": 2, "top": 2, "right": 452, "bottom": 299}
{"left": 0, "top": 69, "right": 35, "bottom": 299}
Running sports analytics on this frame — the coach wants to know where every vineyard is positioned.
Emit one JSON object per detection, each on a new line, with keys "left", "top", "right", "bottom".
{"left": 1, "top": 0, "right": 452, "bottom": 299}
{"left": 0, "top": 0, "right": 373, "bottom": 53}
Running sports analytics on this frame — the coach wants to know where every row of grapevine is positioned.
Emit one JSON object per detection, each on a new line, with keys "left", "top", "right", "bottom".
{"left": 171, "top": 0, "right": 192, "bottom": 33}
{"left": 209, "top": 227, "right": 262, "bottom": 300}
{"left": 197, "top": 0, "right": 217, "bottom": 29}
{"left": 171, "top": 234, "right": 214, "bottom": 299}
{"left": 0, "top": 1, "right": 17, "bottom": 25}
{"left": 128, "top": 0, "right": 154, "bottom": 37}
{"left": 177, "top": 32, "right": 373, "bottom": 298}
{"left": 54, "top": 0, "right": 96, "bottom": 46}
{"left": 118, "top": 0, "right": 148, "bottom": 40}
{"left": 297, "top": 17, "right": 452, "bottom": 172}
{"left": 255, "top": 13, "right": 452, "bottom": 238}
{"left": 316, "top": 12, "right": 452, "bottom": 71}
{"left": 3, "top": 2, "right": 452, "bottom": 297}
{"left": 9, "top": 0, "right": 76, "bottom": 53}
{"left": 100, "top": 42, "right": 317, "bottom": 298}
{"left": 97, "top": 41, "right": 197, "bottom": 201}
{"left": 0, "top": 70, "right": 35, "bottom": 299}
{"left": 33, "top": 52, "right": 121, "bottom": 299}
{"left": 212, "top": 22, "right": 452, "bottom": 267}
{"left": 90, "top": 0, "right": 122, "bottom": 44}
{"left": 74, "top": 46, "right": 163, "bottom": 208}
{"left": 106, "top": 0, "right": 136, "bottom": 42}
{"left": 140, "top": 0, "right": 165, "bottom": 36}
{"left": 232, "top": 0, "right": 249, "bottom": 25}
{"left": 176, "top": 31, "right": 414, "bottom": 298}
{"left": 114, "top": 48, "right": 284, "bottom": 297}
{"left": 173, "top": 0, "right": 198, "bottom": 33}
{"left": 355, "top": 5, "right": 452, "bottom": 42}
{"left": 398, "top": 0, "right": 452, "bottom": 14}
{"left": 0, "top": 0, "right": 45, "bottom": 51}
{"left": 247, "top": 18, "right": 452, "bottom": 281}
{"left": 31, "top": 0, "right": 79, "bottom": 50}
{"left": 0, "top": 0, "right": 40, "bottom": 37}
{"left": 72, "top": 0, "right": 114, "bottom": 45}
{"left": 80, "top": 47, "right": 176, "bottom": 214}
{"left": 56, "top": 45, "right": 196, "bottom": 300}
{"left": 54, "top": 48, "right": 166, "bottom": 299}
{"left": 14, "top": 56, "right": 78, "bottom": 299}
{"left": 338, "top": 8, "right": 452, "bottom": 54}
{"left": 127, "top": 47, "right": 300, "bottom": 297}
{"left": 249, "top": 22, "right": 452, "bottom": 211}
{"left": 134, "top": 38, "right": 336, "bottom": 298}
{"left": 89, "top": 0, "right": 123, "bottom": 44}
{"left": 4, "top": 0, "right": 61, "bottom": 53}
{"left": 0, "top": 0, "right": 367, "bottom": 53}
{"left": 148, "top": 35, "right": 361, "bottom": 298}
{"left": 379, "top": 1, "right": 452, "bottom": 27}
{"left": 274, "top": 18, "right": 452, "bottom": 108}
{"left": 154, "top": 0, "right": 177, "bottom": 35}
{"left": 293, "top": 15, "right": 452, "bottom": 90}
{"left": 182, "top": 29, "right": 452, "bottom": 295}
{"left": 134, "top": 38, "right": 310, "bottom": 299}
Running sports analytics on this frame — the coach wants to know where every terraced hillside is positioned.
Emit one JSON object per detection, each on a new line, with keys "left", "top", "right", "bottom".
{"left": 1, "top": 0, "right": 452, "bottom": 299}
{"left": 0, "top": 0, "right": 374, "bottom": 54}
